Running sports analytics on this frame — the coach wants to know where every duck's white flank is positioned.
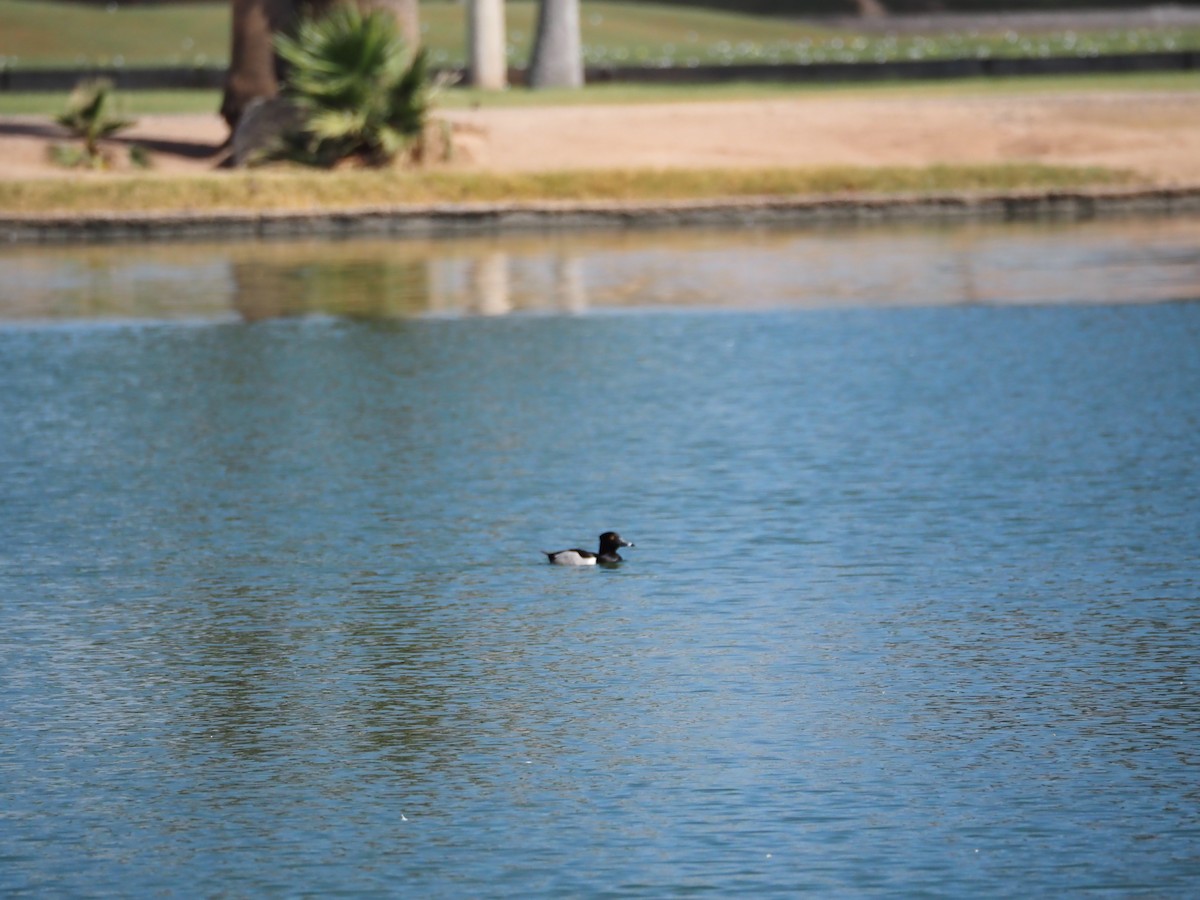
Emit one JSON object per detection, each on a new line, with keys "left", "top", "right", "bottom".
{"left": 548, "top": 550, "right": 596, "bottom": 566}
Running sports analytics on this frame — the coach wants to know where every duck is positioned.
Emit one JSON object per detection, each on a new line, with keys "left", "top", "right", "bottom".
{"left": 544, "top": 532, "right": 634, "bottom": 566}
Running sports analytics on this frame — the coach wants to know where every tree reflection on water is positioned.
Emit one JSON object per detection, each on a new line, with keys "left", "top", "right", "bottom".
{"left": 1, "top": 216, "right": 1197, "bottom": 323}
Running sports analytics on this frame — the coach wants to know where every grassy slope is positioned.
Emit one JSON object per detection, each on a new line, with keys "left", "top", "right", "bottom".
{"left": 0, "top": 165, "right": 1139, "bottom": 217}
{"left": 0, "top": 0, "right": 827, "bottom": 67}
{"left": 0, "top": 1, "right": 229, "bottom": 66}
{"left": 2, "top": 0, "right": 1197, "bottom": 68}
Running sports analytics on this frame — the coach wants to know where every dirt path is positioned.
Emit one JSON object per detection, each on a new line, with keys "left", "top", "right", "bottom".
{"left": 440, "top": 91, "right": 1200, "bottom": 183}
{"left": 2, "top": 89, "right": 1199, "bottom": 183}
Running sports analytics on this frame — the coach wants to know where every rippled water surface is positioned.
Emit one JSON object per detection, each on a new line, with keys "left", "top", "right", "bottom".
{"left": 2, "top": 220, "right": 1199, "bottom": 895}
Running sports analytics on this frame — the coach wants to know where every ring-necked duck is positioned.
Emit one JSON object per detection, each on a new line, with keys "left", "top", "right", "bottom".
{"left": 544, "top": 532, "right": 634, "bottom": 566}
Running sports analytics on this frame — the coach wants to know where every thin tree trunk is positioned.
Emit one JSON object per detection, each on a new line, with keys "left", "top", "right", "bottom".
{"left": 467, "top": 0, "right": 507, "bottom": 89}
{"left": 528, "top": 0, "right": 583, "bottom": 90}
{"left": 854, "top": 0, "right": 888, "bottom": 19}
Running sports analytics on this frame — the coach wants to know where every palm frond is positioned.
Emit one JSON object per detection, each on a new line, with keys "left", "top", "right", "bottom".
{"left": 54, "top": 78, "right": 135, "bottom": 165}
{"left": 272, "top": 3, "right": 432, "bottom": 167}
{"left": 306, "top": 108, "right": 369, "bottom": 142}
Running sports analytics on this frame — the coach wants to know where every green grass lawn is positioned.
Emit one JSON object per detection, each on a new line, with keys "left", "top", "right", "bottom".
{"left": 0, "top": 0, "right": 827, "bottom": 68}
{"left": 2, "top": 0, "right": 1197, "bottom": 69}
{"left": 2, "top": 71, "right": 1197, "bottom": 118}
{"left": 0, "top": 0, "right": 229, "bottom": 67}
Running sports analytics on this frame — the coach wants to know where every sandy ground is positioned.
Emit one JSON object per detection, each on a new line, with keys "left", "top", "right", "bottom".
{"left": 2, "top": 89, "right": 1199, "bottom": 183}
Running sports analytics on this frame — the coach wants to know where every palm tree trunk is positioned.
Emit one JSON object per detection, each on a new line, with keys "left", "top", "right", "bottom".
{"left": 467, "top": 0, "right": 507, "bottom": 89}
{"left": 528, "top": 0, "right": 583, "bottom": 89}
{"left": 221, "top": 0, "right": 338, "bottom": 130}
{"left": 222, "top": 0, "right": 293, "bottom": 128}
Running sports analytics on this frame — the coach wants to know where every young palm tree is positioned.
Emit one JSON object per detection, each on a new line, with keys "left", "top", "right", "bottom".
{"left": 55, "top": 79, "right": 136, "bottom": 167}
{"left": 274, "top": 4, "right": 431, "bottom": 167}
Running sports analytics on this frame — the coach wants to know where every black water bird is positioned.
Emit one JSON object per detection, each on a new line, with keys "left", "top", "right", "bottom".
{"left": 544, "top": 532, "right": 634, "bottom": 566}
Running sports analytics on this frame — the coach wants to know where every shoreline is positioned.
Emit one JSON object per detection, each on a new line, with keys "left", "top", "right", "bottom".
{"left": 4, "top": 184, "right": 1200, "bottom": 244}
{"left": 4, "top": 86, "right": 1200, "bottom": 242}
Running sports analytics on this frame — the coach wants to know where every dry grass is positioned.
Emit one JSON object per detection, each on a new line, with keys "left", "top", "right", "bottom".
{"left": 0, "top": 164, "right": 1138, "bottom": 216}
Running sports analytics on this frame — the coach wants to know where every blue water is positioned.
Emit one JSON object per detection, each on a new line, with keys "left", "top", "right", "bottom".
{"left": 2, "top": 226, "right": 1199, "bottom": 895}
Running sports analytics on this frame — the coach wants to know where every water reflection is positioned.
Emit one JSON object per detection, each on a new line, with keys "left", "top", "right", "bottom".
{"left": 1, "top": 216, "right": 1198, "bottom": 322}
{"left": 232, "top": 252, "right": 430, "bottom": 322}
{"left": 466, "top": 250, "right": 512, "bottom": 316}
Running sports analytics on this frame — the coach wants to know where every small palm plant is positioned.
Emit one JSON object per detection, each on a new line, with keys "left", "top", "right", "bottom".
{"left": 274, "top": 4, "right": 432, "bottom": 167}
{"left": 54, "top": 79, "right": 136, "bottom": 168}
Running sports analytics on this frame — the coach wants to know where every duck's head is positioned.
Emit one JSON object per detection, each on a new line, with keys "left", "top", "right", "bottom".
{"left": 599, "top": 531, "right": 634, "bottom": 550}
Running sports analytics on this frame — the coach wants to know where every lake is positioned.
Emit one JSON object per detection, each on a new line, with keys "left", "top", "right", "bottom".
{"left": 2, "top": 217, "right": 1198, "bottom": 895}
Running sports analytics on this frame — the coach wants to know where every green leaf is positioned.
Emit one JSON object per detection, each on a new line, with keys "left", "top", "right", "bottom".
{"left": 272, "top": 2, "right": 431, "bottom": 167}
{"left": 54, "top": 78, "right": 135, "bottom": 162}
{"left": 307, "top": 109, "right": 368, "bottom": 142}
